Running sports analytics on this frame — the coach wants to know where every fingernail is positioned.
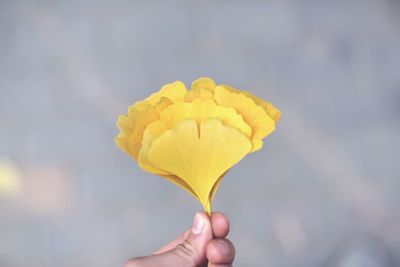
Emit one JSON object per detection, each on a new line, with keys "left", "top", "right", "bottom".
{"left": 191, "top": 212, "right": 204, "bottom": 235}
{"left": 215, "top": 240, "right": 230, "bottom": 256}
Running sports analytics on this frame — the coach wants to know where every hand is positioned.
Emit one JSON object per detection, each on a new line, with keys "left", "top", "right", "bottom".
{"left": 125, "top": 212, "right": 235, "bottom": 267}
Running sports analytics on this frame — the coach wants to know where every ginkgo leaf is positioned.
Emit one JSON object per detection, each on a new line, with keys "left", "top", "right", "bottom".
{"left": 213, "top": 86, "right": 276, "bottom": 152}
{"left": 146, "top": 119, "right": 252, "bottom": 214}
{"left": 115, "top": 78, "right": 280, "bottom": 215}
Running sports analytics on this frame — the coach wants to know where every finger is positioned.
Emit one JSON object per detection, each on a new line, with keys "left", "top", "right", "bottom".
{"left": 152, "top": 229, "right": 190, "bottom": 255}
{"left": 155, "top": 212, "right": 230, "bottom": 255}
{"left": 125, "top": 212, "right": 213, "bottom": 267}
{"left": 211, "top": 212, "right": 230, "bottom": 238}
{"left": 206, "top": 239, "right": 235, "bottom": 265}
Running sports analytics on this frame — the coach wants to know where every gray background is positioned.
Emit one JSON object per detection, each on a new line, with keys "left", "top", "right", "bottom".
{"left": 1, "top": 1, "right": 400, "bottom": 266}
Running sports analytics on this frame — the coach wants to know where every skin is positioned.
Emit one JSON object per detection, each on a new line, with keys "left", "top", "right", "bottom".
{"left": 125, "top": 212, "right": 235, "bottom": 267}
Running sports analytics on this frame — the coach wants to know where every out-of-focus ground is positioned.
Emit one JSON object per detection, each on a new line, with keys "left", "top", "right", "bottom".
{"left": 1, "top": 1, "right": 400, "bottom": 267}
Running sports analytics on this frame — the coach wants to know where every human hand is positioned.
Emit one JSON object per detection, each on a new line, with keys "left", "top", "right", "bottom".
{"left": 125, "top": 212, "right": 235, "bottom": 267}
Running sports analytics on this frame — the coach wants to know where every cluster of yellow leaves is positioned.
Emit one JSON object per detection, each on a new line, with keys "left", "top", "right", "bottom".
{"left": 115, "top": 77, "right": 281, "bottom": 214}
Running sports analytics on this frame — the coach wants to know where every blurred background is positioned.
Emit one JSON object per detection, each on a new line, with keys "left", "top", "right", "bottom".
{"left": 1, "top": 0, "right": 400, "bottom": 266}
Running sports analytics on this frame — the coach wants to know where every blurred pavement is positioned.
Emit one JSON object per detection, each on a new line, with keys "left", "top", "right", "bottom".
{"left": 0, "top": 1, "right": 400, "bottom": 267}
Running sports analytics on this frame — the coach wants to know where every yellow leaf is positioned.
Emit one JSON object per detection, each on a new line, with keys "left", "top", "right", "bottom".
{"left": 138, "top": 121, "right": 202, "bottom": 202}
{"left": 160, "top": 98, "right": 252, "bottom": 138}
{"left": 115, "top": 78, "right": 281, "bottom": 214}
{"left": 132, "top": 81, "right": 187, "bottom": 112}
{"left": 146, "top": 119, "right": 252, "bottom": 213}
{"left": 115, "top": 97, "right": 173, "bottom": 159}
{"left": 138, "top": 120, "right": 169, "bottom": 175}
{"left": 213, "top": 86, "right": 276, "bottom": 152}
{"left": 221, "top": 84, "right": 281, "bottom": 123}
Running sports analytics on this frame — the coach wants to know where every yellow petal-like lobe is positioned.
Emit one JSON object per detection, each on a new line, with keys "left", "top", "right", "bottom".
{"left": 115, "top": 115, "right": 133, "bottom": 154}
{"left": 116, "top": 97, "right": 173, "bottom": 159}
{"left": 213, "top": 86, "right": 276, "bottom": 152}
{"left": 138, "top": 120, "right": 169, "bottom": 175}
{"left": 146, "top": 119, "right": 252, "bottom": 212}
{"left": 184, "top": 88, "right": 214, "bottom": 102}
{"left": 191, "top": 77, "right": 216, "bottom": 92}
{"left": 160, "top": 99, "right": 252, "bottom": 138}
{"left": 132, "top": 81, "right": 187, "bottom": 112}
{"left": 222, "top": 84, "right": 281, "bottom": 123}
{"left": 184, "top": 77, "right": 216, "bottom": 102}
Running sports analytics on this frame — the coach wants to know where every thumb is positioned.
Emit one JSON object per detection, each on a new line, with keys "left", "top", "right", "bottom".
{"left": 125, "top": 212, "right": 213, "bottom": 267}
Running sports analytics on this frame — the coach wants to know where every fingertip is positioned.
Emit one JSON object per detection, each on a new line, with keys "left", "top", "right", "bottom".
{"left": 206, "top": 239, "right": 235, "bottom": 265}
{"left": 211, "top": 212, "right": 230, "bottom": 238}
{"left": 212, "top": 212, "right": 230, "bottom": 224}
